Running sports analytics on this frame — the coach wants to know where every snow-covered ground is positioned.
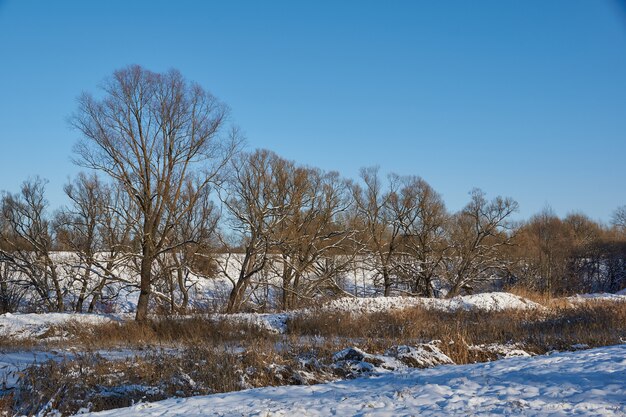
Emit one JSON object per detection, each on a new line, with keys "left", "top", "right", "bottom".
{"left": 81, "top": 344, "right": 626, "bottom": 417}
{"left": 0, "top": 350, "right": 60, "bottom": 389}
{"left": 322, "top": 291, "right": 542, "bottom": 314}
{"left": 0, "top": 312, "right": 120, "bottom": 340}
{"left": 565, "top": 292, "right": 626, "bottom": 304}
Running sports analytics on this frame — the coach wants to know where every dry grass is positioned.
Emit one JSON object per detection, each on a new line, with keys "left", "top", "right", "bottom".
{"left": 505, "top": 286, "right": 554, "bottom": 305}
{"left": 50, "top": 315, "right": 276, "bottom": 349}
{"left": 287, "top": 301, "right": 626, "bottom": 362}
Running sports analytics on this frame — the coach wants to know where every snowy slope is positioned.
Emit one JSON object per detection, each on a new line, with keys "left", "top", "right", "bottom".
{"left": 323, "top": 291, "right": 542, "bottom": 314}
{"left": 82, "top": 344, "right": 626, "bottom": 417}
{"left": 0, "top": 312, "right": 119, "bottom": 340}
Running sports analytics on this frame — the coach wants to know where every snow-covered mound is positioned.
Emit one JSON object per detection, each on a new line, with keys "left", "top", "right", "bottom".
{"left": 82, "top": 344, "right": 626, "bottom": 417}
{"left": 447, "top": 292, "right": 542, "bottom": 311}
{"left": 385, "top": 344, "right": 454, "bottom": 368}
{"left": 0, "top": 312, "right": 118, "bottom": 340}
{"left": 329, "top": 343, "right": 453, "bottom": 378}
{"left": 321, "top": 291, "right": 542, "bottom": 314}
{"left": 225, "top": 312, "right": 291, "bottom": 334}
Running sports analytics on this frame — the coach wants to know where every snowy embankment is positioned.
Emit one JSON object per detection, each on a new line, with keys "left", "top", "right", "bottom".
{"left": 323, "top": 291, "right": 542, "bottom": 314}
{"left": 81, "top": 344, "right": 626, "bottom": 417}
{"left": 229, "top": 292, "right": 543, "bottom": 333}
{"left": 0, "top": 312, "right": 119, "bottom": 340}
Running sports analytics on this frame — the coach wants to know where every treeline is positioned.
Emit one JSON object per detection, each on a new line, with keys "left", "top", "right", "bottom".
{"left": 1, "top": 65, "right": 625, "bottom": 319}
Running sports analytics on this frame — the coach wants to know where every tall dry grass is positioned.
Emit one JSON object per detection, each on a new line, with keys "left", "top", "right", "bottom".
{"left": 287, "top": 301, "right": 626, "bottom": 362}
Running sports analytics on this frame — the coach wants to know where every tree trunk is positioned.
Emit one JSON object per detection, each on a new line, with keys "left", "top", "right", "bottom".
{"left": 88, "top": 259, "right": 113, "bottom": 313}
{"left": 281, "top": 263, "right": 293, "bottom": 310}
{"left": 226, "top": 278, "right": 248, "bottom": 313}
{"left": 48, "top": 258, "right": 64, "bottom": 312}
{"left": 75, "top": 266, "right": 91, "bottom": 313}
{"left": 177, "top": 267, "right": 189, "bottom": 314}
{"left": 135, "top": 244, "right": 153, "bottom": 322}
{"left": 383, "top": 268, "right": 392, "bottom": 296}
{"left": 0, "top": 279, "right": 8, "bottom": 314}
{"left": 447, "top": 280, "right": 462, "bottom": 298}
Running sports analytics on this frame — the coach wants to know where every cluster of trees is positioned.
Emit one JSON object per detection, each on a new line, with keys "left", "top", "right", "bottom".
{"left": 1, "top": 66, "right": 625, "bottom": 320}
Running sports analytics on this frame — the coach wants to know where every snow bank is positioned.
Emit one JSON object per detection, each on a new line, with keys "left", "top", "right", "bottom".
{"left": 322, "top": 292, "right": 542, "bottom": 315}
{"left": 81, "top": 344, "right": 626, "bottom": 416}
{"left": 225, "top": 312, "right": 291, "bottom": 334}
{"left": 0, "top": 312, "right": 118, "bottom": 340}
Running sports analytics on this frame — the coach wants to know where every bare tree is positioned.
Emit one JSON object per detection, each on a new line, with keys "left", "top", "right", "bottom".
{"left": 71, "top": 65, "right": 238, "bottom": 321}
{"left": 0, "top": 178, "right": 64, "bottom": 311}
{"left": 272, "top": 166, "right": 353, "bottom": 309}
{"left": 153, "top": 180, "right": 219, "bottom": 314}
{"left": 388, "top": 176, "right": 448, "bottom": 296}
{"left": 55, "top": 173, "right": 106, "bottom": 312}
{"left": 86, "top": 181, "right": 137, "bottom": 313}
{"left": 352, "top": 167, "right": 404, "bottom": 296}
{"left": 443, "top": 189, "right": 518, "bottom": 297}
{"left": 612, "top": 206, "right": 626, "bottom": 232}
{"left": 218, "top": 149, "right": 291, "bottom": 313}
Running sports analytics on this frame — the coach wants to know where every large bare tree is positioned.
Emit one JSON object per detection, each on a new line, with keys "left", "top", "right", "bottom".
{"left": 71, "top": 65, "right": 237, "bottom": 321}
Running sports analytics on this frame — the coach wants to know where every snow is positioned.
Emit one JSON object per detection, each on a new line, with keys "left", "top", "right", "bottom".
{"left": 225, "top": 312, "right": 291, "bottom": 334}
{"left": 385, "top": 344, "right": 455, "bottom": 368}
{"left": 566, "top": 293, "right": 626, "bottom": 304}
{"left": 469, "top": 343, "right": 532, "bottom": 359}
{"left": 0, "top": 312, "right": 119, "bottom": 340}
{"left": 321, "top": 292, "right": 542, "bottom": 314}
{"left": 0, "top": 350, "right": 60, "bottom": 389}
{"left": 80, "top": 344, "right": 626, "bottom": 417}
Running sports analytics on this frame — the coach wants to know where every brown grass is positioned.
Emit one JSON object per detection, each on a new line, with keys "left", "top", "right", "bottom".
{"left": 51, "top": 315, "right": 276, "bottom": 349}
{"left": 287, "top": 301, "right": 626, "bottom": 362}
{"left": 505, "top": 286, "right": 554, "bottom": 305}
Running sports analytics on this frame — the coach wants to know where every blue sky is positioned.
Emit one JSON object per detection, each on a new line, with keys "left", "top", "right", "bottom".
{"left": 0, "top": 0, "right": 625, "bottom": 222}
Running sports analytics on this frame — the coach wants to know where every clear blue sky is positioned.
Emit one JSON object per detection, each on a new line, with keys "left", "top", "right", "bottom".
{"left": 0, "top": 0, "right": 625, "bottom": 222}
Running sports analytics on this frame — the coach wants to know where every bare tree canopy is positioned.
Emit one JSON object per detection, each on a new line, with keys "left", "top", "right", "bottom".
{"left": 71, "top": 65, "right": 239, "bottom": 321}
